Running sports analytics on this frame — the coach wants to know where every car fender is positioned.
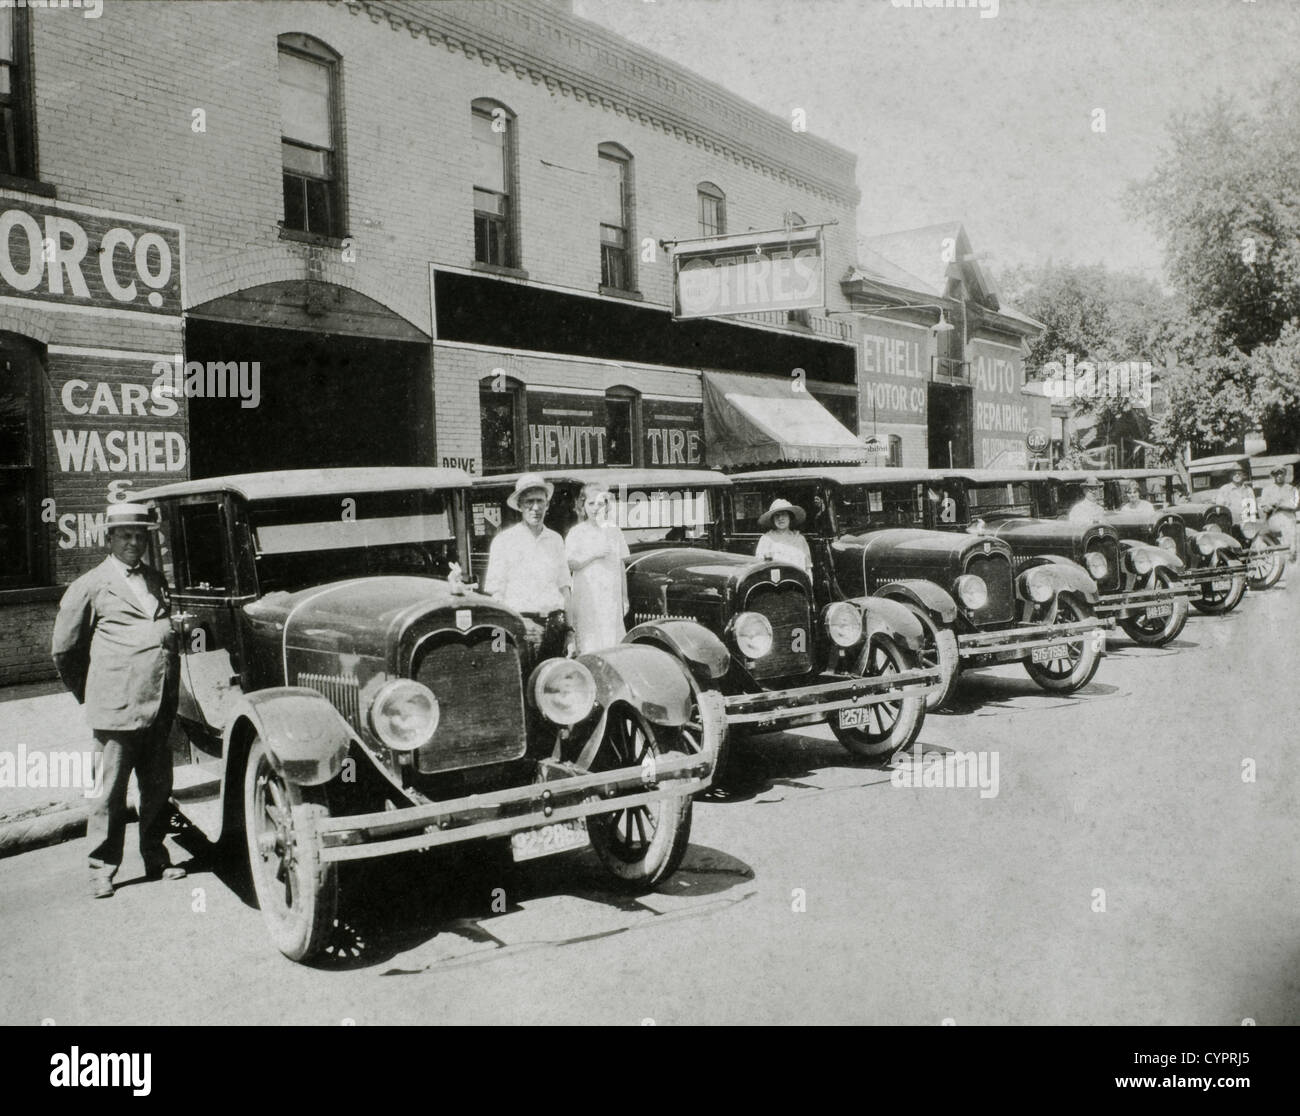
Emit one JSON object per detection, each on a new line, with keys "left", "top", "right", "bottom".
{"left": 575, "top": 642, "right": 695, "bottom": 728}
{"left": 872, "top": 579, "right": 959, "bottom": 626}
{"left": 843, "top": 594, "right": 927, "bottom": 655}
{"left": 1194, "top": 528, "right": 1241, "bottom": 556}
{"left": 1124, "top": 540, "right": 1184, "bottom": 574}
{"left": 1019, "top": 560, "right": 1100, "bottom": 604}
{"left": 1017, "top": 552, "right": 1079, "bottom": 571}
{"left": 223, "top": 687, "right": 354, "bottom": 788}
{"left": 624, "top": 618, "right": 731, "bottom": 689}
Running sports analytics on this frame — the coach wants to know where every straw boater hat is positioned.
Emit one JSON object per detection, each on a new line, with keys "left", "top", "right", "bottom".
{"left": 758, "top": 498, "right": 806, "bottom": 529}
{"left": 103, "top": 502, "right": 159, "bottom": 531}
{"left": 506, "top": 473, "right": 554, "bottom": 511}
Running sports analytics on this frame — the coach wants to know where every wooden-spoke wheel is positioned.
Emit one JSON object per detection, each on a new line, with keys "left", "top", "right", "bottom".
{"left": 586, "top": 705, "right": 692, "bottom": 891}
{"left": 243, "top": 737, "right": 338, "bottom": 963}
{"left": 828, "top": 636, "right": 925, "bottom": 762}
{"left": 1023, "top": 597, "right": 1103, "bottom": 693}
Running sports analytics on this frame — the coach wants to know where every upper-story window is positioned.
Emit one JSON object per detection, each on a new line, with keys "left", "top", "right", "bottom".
{"left": 0, "top": 334, "right": 47, "bottom": 588}
{"left": 472, "top": 100, "right": 516, "bottom": 268}
{"left": 278, "top": 34, "right": 344, "bottom": 238}
{"left": 697, "top": 182, "right": 725, "bottom": 237}
{"left": 0, "top": 8, "right": 35, "bottom": 179}
{"left": 598, "top": 143, "right": 634, "bottom": 291}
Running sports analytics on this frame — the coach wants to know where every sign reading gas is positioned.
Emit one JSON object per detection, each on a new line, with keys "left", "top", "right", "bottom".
{"left": 0, "top": 198, "right": 183, "bottom": 315}
{"left": 673, "top": 227, "right": 824, "bottom": 320}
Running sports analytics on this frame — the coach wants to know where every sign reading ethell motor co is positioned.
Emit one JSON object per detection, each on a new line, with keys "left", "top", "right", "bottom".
{"left": 673, "top": 226, "right": 824, "bottom": 319}
{"left": 0, "top": 195, "right": 183, "bottom": 315}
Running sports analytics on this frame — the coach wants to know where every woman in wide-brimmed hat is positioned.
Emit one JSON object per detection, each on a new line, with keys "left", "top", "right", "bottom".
{"left": 755, "top": 498, "right": 812, "bottom": 574}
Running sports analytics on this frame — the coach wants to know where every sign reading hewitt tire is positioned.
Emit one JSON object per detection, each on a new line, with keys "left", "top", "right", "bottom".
{"left": 672, "top": 226, "right": 824, "bottom": 319}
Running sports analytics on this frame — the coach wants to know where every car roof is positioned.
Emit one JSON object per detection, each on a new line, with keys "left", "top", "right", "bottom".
{"left": 473, "top": 467, "right": 732, "bottom": 489}
{"left": 729, "top": 467, "right": 938, "bottom": 486}
{"left": 1188, "top": 453, "right": 1300, "bottom": 475}
{"left": 938, "top": 468, "right": 1056, "bottom": 484}
{"left": 140, "top": 467, "right": 474, "bottom": 502}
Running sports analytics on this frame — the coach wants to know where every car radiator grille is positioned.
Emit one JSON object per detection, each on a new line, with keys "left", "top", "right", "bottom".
{"left": 413, "top": 632, "right": 528, "bottom": 774}
{"left": 1096, "top": 536, "right": 1122, "bottom": 592}
{"left": 964, "top": 552, "right": 1014, "bottom": 625}
{"left": 745, "top": 581, "right": 814, "bottom": 680}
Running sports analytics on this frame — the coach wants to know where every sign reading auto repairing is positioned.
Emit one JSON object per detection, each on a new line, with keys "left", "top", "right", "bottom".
{"left": 0, "top": 196, "right": 183, "bottom": 315}
{"left": 970, "top": 341, "right": 1030, "bottom": 468}
{"left": 673, "top": 227, "right": 824, "bottom": 319}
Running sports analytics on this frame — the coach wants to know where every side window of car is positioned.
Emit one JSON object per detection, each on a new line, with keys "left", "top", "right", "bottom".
{"left": 175, "top": 502, "right": 230, "bottom": 595}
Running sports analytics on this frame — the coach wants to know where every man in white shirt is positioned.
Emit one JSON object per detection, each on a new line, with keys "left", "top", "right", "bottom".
{"left": 1259, "top": 465, "right": 1299, "bottom": 562}
{"left": 1215, "top": 462, "right": 1258, "bottom": 528}
{"left": 1068, "top": 479, "right": 1108, "bottom": 525}
{"left": 484, "top": 474, "right": 573, "bottom": 659}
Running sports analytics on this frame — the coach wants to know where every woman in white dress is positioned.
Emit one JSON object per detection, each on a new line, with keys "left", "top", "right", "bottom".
{"left": 755, "top": 498, "right": 813, "bottom": 574}
{"left": 565, "top": 483, "right": 631, "bottom": 653}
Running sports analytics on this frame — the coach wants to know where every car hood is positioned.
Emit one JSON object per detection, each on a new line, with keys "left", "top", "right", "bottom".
{"left": 980, "top": 517, "right": 1118, "bottom": 548}
{"left": 244, "top": 577, "right": 524, "bottom": 664}
{"left": 626, "top": 546, "right": 807, "bottom": 594}
{"left": 847, "top": 528, "right": 1011, "bottom": 563}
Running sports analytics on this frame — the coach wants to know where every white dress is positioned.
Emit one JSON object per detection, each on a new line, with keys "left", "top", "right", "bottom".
{"left": 566, "top": 521, "right": 630, "bottom": 653}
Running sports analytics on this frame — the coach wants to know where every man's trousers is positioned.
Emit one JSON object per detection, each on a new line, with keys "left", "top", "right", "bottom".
{"left": 87, "top": 718, "right": 175, "bottom": 880}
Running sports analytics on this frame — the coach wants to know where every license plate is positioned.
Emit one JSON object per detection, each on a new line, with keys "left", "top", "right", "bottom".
{"left": 1211, "top": 578, "right": 1231, "bottom": 591}
{"left": 1032, "top": 643, "right": 1070, "bottom": 664}
{"left": 510, "top": 818, "right": 588, "bottom": 862}
{"left": 838, "top": 705, "right": 874, "bottom": 729}
{"left": 1145, "top": 602, "right": 1173, "bottom": 618}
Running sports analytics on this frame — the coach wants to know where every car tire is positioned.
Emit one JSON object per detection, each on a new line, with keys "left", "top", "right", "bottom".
{"left": 901, "top": 604, "right": 960, "bottom": 711}
{"left": 1190, "top": 555, "right": 1247, "bottom": 614}
{"left": 243, "top": 736, "right": 339, "bottom": 963}
{"left": 1023, "top": 596, "right": 1103, "bottom": 694}
{"left": 1118, "top": 569, "right": 1189, "bottom": 647}
{"left": 586, "top": 704, "right": 693, "bottom": 892}
{"left": 828, "top": 635, "right": 926, "bottom": 762}
{"left": 1247, "top": 536, "right": 1285, "bottom": 590}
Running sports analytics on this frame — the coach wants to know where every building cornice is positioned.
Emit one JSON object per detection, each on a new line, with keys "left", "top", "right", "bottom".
{"left": 343, "top": 0, "right": 860, "bottom": 210}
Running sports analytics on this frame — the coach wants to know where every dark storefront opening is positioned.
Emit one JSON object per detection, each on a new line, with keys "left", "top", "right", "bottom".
{"left": 435, "top": 270, "right": 856, "bottom": 386}
{"left": 928, "top": 383, "right": 973, "bottom": 468}
{"left": 185, "top": 316, "right": 432, "bottom": 479}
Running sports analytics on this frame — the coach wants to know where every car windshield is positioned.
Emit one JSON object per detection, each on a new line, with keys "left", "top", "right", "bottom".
{"left": 965, "top": 482, "right": 1033, "bottom": 520}
{"left": 250, "top": 489, "right": 461, "bottom": 592}
{"left": 609, "top": 485, "right": 717, "bottom": 545}
{"left": 834, "top": 484, "right": 925, "bottom": 533}
{"left": 1104, "top": 477, "right": 1168, "bottom": 510}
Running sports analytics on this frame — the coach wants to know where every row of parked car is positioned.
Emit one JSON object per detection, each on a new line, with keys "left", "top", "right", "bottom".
{"left": 137, "top": 460, "right": 1287, "bottom": 961}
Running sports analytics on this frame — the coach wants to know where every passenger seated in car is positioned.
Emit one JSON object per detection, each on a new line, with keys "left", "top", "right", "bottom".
{"left": 754, "top": 499, "right": 813, "bottom": 574}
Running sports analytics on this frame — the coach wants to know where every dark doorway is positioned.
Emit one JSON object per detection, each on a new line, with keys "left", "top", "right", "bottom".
{"left": 927, "top": 383, "right": 973, "bottom": 468}
{"left": 184, "top": 319, "right": 431, "bottom": 478}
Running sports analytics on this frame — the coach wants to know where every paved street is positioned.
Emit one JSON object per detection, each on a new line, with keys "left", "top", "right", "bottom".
{"left": 3, "top": 581, "right": 1297, "bottom": 1027}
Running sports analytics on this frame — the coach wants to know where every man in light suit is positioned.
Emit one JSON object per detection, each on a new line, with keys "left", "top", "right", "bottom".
{"left": 51, "top": 503, "right": 185, "bottom": 898}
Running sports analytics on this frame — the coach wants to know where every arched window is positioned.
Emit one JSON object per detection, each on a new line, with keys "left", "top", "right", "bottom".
{"left": 597, "top": 142, "right": 635, "bottom": 291}
{"left": 887, "top": 434, "right": 903, "bottom": 468}
{"left": 479, "top": 374, "right": 525, "bottom": 474}
{"left": 471, "top": 99, "right": 517, "bottom": 268}
{"left": 697, "top": 182, "right": 725, "bottom": 237}
{"left": 277, "top": 33, "right": 344, "bottom": 237}
{"left": 605, "top": 385, "right": 641, "bottom": 467}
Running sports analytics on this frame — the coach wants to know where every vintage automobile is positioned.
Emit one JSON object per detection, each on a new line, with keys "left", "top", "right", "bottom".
{"left": 725, "top": 468, "right": 1108, "bottom": 710}
{"left": 139, "top": 468, "right": 724, "bottom": 962}
{"left": 937, "top": 469, "right": 1191, "bottom": 648}
{"left": 470, "top": 468, "right": 939, "bottom": 762}
{"left": 1186, "top": 454, "right": 1296, "bottom": 590}
{"left": 1055, "top": 467, "right": 1251, "bottom": 613}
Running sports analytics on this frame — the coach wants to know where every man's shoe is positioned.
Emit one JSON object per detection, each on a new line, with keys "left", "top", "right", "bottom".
{"left": 145, "top": 866, "right": 187, "bottom": 882}
{"left": 91, "top": 878, "right": 115, "bottom": 899}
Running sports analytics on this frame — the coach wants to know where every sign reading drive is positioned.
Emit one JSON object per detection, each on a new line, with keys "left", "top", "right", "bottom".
{"left": 673, "top": 226, "right": 824, "bottom": 319}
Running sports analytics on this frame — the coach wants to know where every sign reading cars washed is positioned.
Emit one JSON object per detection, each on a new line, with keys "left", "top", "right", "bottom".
{"left": 672, "top": 227, "right": 824, "bottom": 319}
{"left": 0, "top": 195, "right": 183, "bottom": 315}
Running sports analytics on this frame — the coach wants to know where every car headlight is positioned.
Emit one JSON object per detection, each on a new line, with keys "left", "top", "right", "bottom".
{"left": 954, "top": 573, "right": 989, "bottom": 610}
{"left": 1195, "top": 532, "right": 1216, "bottom": 556}
{"left": 823, "top": 602, "right": 864, "bottom": 648}
{"left": 1084, "top": 550, "right": 1109, "bottom": 580}
{"left": 1129, "top": 548, "right": 1153, "bottom": 575}
{"left": 733, "top": 611, "right": 774, "bottom": 659}
{"left": 1157, "top": 535, "right": 1179, "bottom": 552}
{"left": 1022, "top": 568, "right": 1054, "bottom": 603}
{"left": 369, "top": 679, "right": 439, "bottom": 751}
{"left": 532, "top": 659, "right": 597, "bottom": 726}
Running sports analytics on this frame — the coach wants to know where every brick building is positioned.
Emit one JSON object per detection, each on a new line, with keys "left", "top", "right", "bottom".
{"left": 0, "top": 0, "right": 867, "bottom": 684}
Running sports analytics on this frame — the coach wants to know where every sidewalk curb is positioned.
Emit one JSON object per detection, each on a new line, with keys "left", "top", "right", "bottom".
{"left": 0, "top": 767, "right": 221, "bottom": 860}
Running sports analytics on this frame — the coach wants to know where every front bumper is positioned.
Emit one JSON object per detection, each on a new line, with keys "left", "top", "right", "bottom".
{"left": 958, "top": 617, "right": 1108, "bottom": 662}
{"left": 1179, "top": 559, "right": 1250, "bottom": 586}
{"left": 722, "top": 665, "right": 942, "bottom": 729}
{"left": 1095, "top": 583, "right": 1194, "bottom": 619}
{"left": 314, "top": 692, "right": 725, "bottom": 863}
